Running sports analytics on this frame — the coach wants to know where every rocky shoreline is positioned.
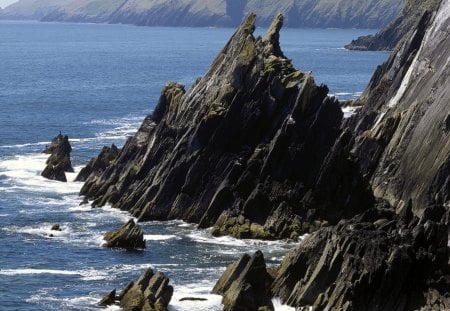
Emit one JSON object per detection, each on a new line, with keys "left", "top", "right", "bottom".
{"left": 53, "top": 1, "right": 450, "bottom": 309}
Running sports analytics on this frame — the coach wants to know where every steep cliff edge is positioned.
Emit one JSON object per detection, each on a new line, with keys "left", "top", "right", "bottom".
{"left": 270, "top": 0, "right": 450, "bottom": 309}
{"left": 345, "top": 0, "right": 441, "bottom": 51}
{"left": 80, "top": 14, "right": 366, "bottom": 240}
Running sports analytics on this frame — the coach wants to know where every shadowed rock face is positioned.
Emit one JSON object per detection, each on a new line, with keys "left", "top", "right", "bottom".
{"left": 80, "top": 14, "right": 358, "bottom": 240}
{"left": 270, "top": 0, "right": 450, "bottom": 309}
{"left": 213, "top": 251, "right": 274, "bottom": 311}
{"left": 41, "top": 133, "right": 74, "bottom": 182}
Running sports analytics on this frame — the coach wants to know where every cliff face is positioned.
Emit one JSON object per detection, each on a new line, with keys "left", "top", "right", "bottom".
{"left": 80, "top": 14, "right": 357, "bottom": 240}
{"left": 271, "top": 0, "right": 450, "bottom": 309}
{"left": 345, "top": 0, "right": 441, "bottom": 50}
{"left": 77, "top": 2, "right": 450, "bottom": 309}
{"left": 2, "top": 0, "right": 404, "bottom": 29}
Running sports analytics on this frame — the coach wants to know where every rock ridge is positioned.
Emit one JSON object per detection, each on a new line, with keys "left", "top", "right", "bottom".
{"left": 80, "top": 13, "right": 350, "bottom": 240}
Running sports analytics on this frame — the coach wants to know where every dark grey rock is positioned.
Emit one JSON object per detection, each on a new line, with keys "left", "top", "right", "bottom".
{"left": 103, "top": 219, "right": 146, "bottom": 250}
{"left": 41, "top": 133, "right": 74, "bottom": 182}
{"left": 213, "top": 250, "right": 274, "bottom": 311}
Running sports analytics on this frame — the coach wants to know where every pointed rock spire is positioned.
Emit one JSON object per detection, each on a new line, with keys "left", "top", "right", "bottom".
{"left": 263, "top": 13, "right": 284, "bottom": 57}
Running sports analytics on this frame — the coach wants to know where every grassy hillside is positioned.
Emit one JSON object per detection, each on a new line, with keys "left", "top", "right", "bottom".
{"left": 2, "top": 0, "right": 405, "bottom": 29}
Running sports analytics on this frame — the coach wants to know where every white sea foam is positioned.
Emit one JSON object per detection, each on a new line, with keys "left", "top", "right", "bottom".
{"left": 342, "top": 106, "right": 360, "bottom": 118}
{"left": 187, "top": 229, "right": 297, "bottom": 249}
{"left": 169, "top": 281, "right": 223, "bottom": 311}
{"left": 0, "top": 153, "right": 82, "bottom": 194}
{"left": 272, "top": 298, "right": 296, "bottom": 311}
{"left": 144, "top": 234, "right": 179, "bottom": 241}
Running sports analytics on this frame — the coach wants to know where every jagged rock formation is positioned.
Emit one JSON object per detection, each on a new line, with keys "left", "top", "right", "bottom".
{"left": 103, "top": 219, "right": 146, "bottom": 249}
{"left": 345, "top": 0, "right": 441, "bottom": 51}
{"left": 213, "top": 250, "right": 274, "bottom": 311}
{"left": 99, "top": 268, "right": 173, "bottom": 311}
{"left": 75, "top": 144, "right": 119, "bottom": 182}
{"left": 80, "top": 14, "right": 354, "bottom": 240}
{"left": 41, "top": 133, "right": 74, "bottom": 182}
{"left": 272, "top": 206, "right": 450, "bottom": 310}
{"left": 1, "top": 0, "right": 403, "bottom": 29}
{"left": 80, "top": 1, "right": 450, "bottom": 308}
{"left": 267, "top": 0, "right": 450, "bottom": 309}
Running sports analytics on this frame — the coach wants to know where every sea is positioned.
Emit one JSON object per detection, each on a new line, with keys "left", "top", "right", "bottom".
{"left": 0, "top": 21, "right": 388, "bottom": 311}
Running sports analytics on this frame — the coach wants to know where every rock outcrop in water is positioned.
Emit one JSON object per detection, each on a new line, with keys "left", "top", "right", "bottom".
{"left": 103, "top": 219, "right": 146, "bottom": 249}
{"left": 99, "top": 268, "right": 173, "bottom": 311}
{"left": 345, "top": 0, "right": 441, "bottom": 51}
{"left": 41, "top": 133, "right": 74, "bottom": 182}
{"left": 213, "top": 250, "right": 274, "bottom": 311}
{"left": 80, "top": 13, "right": 353, "bottom": 240}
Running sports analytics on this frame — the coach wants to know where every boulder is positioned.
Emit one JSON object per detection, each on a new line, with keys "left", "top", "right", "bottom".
{"left": 103, "top": 219, "right": 146, "bottom": 249}
{"left": 99, "top": 268, "right": 173, "bottom": 311}
{"left": 41, "top": 133, "right": 74, "bottom": 182}
{"left": 213, "top": 250, "right": 274, "bottom": 311}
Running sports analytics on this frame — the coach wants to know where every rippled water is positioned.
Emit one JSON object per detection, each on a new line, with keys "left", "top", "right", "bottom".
{"left": 0, "top": 20, "right": 387, "bottom": 310}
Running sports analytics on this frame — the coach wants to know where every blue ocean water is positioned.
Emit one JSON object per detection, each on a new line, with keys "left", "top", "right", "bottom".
{"left": 0, "top": 21, "right": 388, "bottom": 310}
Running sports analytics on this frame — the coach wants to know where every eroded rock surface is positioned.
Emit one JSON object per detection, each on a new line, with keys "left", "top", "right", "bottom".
{"left": 213, "top": 250, "right": 274, "bottom": 311}
{"left": 41, "top": 133, "right": 74, "bottom": 182}
{"left": 80, "top": 14, "right": 349, "bottom": 240}
{"left": 99, "top": 268, "right": 173, "bottom": 311}
{"left": 75, "top": 144, "right": 119, "bottom": 182}
{"left": 103, "top": 219, "right": 146, "bottom": 249}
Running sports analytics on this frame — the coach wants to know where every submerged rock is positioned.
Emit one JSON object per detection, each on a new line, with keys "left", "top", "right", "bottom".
{"left": 41, "top": 133, "right": 74, "bottom": 182}
{"left": 213, "top": 250, "right": 274, "bottom": 311}
{"left": 99, "top": 268, "right": 173, "bottom": 311}
{"left": 103, "top": 219, "right": 145, "bottom": 250}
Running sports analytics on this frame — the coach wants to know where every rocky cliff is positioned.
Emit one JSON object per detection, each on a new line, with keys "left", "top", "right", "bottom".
{"left": 80, "top": 13, "right": 355, "bottom": 240}
{"left": 2, "top": 0, "right": 404, "bottom": 29}
{"left": 345, "top": 0, "right": 441, "bottom": 50}
{"left": 269, "top": 0, "right": 450, "bottom": 309}
{"left": 79, "top": 0, "right": 450, "bottom": 309}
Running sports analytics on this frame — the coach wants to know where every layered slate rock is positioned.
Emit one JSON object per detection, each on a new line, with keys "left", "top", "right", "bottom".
{"left": 99, "top": 268, "right": 173, "bottom": 311}
{"left": 213, "top": 251, "right": 274, "bottom": 311}
{"left": 269, "top": 0, "right": 450, "bottom": 309}
{"left": 41, "top": 133, "right": 74, "bottom": 182}
{"left": 75, "top": 144, "right": 119, "bottom": 182}
{"left": 345, "top": 0, "right": 441, "bottom": 51}
{"left": 80, "top": 14, "right": 347, "bottom": 240}
{"left": 103, "top": 219, "right": 146, "bottom": 249}
{"left": 272, "top": 206, "right": 450, "bottom": 310}
{"left": 81, "top": 15, "right": 345, "bottom": 238}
